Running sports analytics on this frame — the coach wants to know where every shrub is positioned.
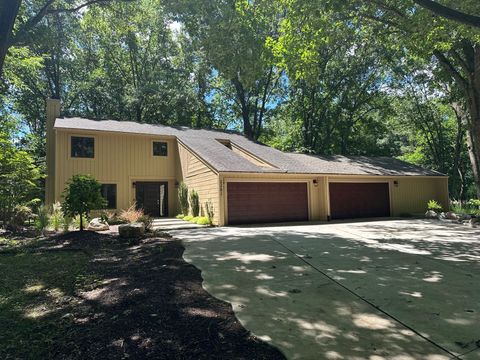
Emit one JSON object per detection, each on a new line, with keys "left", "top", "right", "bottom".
{"left": 8, "top": 205, "right": 33, "bottom": 230}
{"left": 62, "top": 215, "right": 73, "bottom": 232}
{"left": 34, "top": 205, "right": 50, "bottom": 233}
{"left": 190, "top": 216, "right": 200, "bottom": 223}
{"left": 119, "top": 203, "right": 144, "bottom": 223}
{"left": 205, "top": 200, "right": 214, "bottom": 223}
{"left": 427, "top": 200, "right": 442, "bottom": 212}
{"left": 189, "top": 190, "right": 200, "bottom": 217}
{"left": 183, "top": 215, "right": 193, "bottom": 221}
{"left": 62, "top": 175, "right": 106, "bottom": 231}
{"left": 178, "top": 182, "right": 189, "bottom": 215}
{"left": 50, "top": 202, "right": 63, "bottom": 232}
{"left": 139, "top": 215, "right": 153, "bottom": 231}
{"left": 176, "top": 214, "right": 185, "bottom": 219}
{"left": 196, "top": 216, "right": 210, "bottom": 225}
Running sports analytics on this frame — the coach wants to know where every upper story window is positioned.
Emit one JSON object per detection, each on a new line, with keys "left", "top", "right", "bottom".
{"left": 101, "top": 184, "right": 117, "bottom": 209}
{"left": 153, "top": 141, "right": 168, "bottom": 156}
{"left": 71, "top": 136, "right": 94, "bottom": 158}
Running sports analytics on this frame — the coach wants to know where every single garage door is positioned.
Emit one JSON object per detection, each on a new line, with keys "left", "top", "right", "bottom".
{"left": 329, "top": 182, "right": 390, "bottom": 220}
{"left": 227, "top": 182, "right": 308, "bottom": 225}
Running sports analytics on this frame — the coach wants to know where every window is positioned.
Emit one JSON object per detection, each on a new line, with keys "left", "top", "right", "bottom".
{"left": 101, "top": 184, "right": 117, "bottom": 209}
{"left": 153, "top": 141, "right": 168, "bottom": 156}
{"left": 71, "top": 136, "right": 94, "bottom": 158}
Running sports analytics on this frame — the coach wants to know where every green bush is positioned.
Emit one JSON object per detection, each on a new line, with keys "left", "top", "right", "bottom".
{"left": 205, "top": 200, "right": 214, "bottom": 223}
{"left": 427, "top": 200, "right": 442, "bottom": 212}
{"left": 34, "top": 205, "right": 50, "bottom": 233}
{"left": 62, "top": 175, "right": 105, "bottom": 231}
{"left": 138, "top": 215, "right": 153, "bottom": 231}
{"left": 183, "top": 215, "right": 193, "bottom": 221}
{"left": 8, "top": 205, "right": 33, "bottom": 230}
{"left": 178, "top": 182, "right": 189, "bottom": 215}
{"left": 189, "top": 190, "right": 200, "bottom": 217}
{"left": 196, "top": 216, "right": 210, "bottom": 225}
{"left": 49, "top": 202, "right": 63, "bottom": 232}
{"left": 190, "top": 216, "right": 200, "bottom": 223}
{"left": 176, "top": 214, "right": 185, "bottom": 219}
{"left": 62, "top": 215, "right": 73, "bottom": 232}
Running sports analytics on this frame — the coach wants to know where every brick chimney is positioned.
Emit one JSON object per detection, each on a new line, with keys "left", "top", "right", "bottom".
{"left": 45, "top": 98, "right": 60, "bottom": 205}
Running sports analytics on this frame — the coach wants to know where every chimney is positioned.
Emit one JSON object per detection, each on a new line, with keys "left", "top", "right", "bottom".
{"left": 45, "top": 98, "right": 61, "bottom": 205}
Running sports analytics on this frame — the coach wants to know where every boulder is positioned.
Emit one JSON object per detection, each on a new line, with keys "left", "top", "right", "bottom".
{"left": 459, "top": 213, "right": 472, "bottom": 221}
{"left": 425, "top": 210, "right": 437, "bottom": 219}
{"left": 469, "top": 218, "right": 480, "bottom": 228}
{"left": 87, "top": 218, "right": 109, "bottom": 231}
{"left": 445, "top": 212, "right": 459, "bottom": 220}
{"left": 119, "top": 222, "right": 145, "bottom": 238}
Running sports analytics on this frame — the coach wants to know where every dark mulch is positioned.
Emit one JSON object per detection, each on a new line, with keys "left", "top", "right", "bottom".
{"left": 1, "top": 231, "right": 285, "bottom": 360}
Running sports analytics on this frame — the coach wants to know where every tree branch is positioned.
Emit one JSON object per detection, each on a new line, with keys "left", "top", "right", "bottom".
{"left": 414, "top": 0, "right": 480, "bottom": 28}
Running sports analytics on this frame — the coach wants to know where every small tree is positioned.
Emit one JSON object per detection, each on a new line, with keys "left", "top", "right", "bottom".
{"left": 178, "top": 182, "right": 189, "bottom": 215}
{"left": 62, "top": 175, "right": 105, "bottom": 231}
{"left": 189, "top": 190, "right": 200, "bottom": 217}
{"left": 205, "top": 200, "right": 214, "bottom": 224}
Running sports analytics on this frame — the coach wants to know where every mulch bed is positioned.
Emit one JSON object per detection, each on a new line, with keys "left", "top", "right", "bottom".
{"left": 2, "top": 231, "right": 285, "bottom": 359}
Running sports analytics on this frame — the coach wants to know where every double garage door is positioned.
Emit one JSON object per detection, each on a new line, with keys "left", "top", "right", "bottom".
{"left": 227, "top": 181, "right": 390, "bottom": 225}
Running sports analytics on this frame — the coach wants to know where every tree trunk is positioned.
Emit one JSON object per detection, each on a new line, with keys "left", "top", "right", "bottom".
{"left": 231, "top": 76, "right": 254, "bottom": 139}
{"left": 80, "top": 213, "right": 84, "bottom": 231}
{"left": 0, "top": 0, "right": 21, "bottom": 76}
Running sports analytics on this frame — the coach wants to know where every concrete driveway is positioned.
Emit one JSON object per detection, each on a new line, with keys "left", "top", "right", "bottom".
{"left": 171, "top": 219, "right": 480, "bottom": 360}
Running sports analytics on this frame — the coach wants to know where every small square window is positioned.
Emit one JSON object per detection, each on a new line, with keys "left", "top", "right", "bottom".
{"left": 101, "top": 184, "right": 117, "bottom": 209}
{"left": 71, "top": 136, "right": 94, "bottom": 158}
{"left": 153, "top": 141, "right": 168, "bottom": 156}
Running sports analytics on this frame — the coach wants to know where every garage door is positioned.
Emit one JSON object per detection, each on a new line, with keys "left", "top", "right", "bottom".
{"left": 329, "top": 182, "right": 390, "bottom": 220}
{"left": 227, "top": 182, "right": 308, "bottom": 225}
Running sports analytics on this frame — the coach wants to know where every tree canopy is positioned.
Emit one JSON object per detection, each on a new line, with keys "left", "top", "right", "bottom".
{"left": 1, "top": 0, "right": 480, "bottom": 200}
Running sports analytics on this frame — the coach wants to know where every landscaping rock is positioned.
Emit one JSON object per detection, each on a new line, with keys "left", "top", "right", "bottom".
{"left": 469, "top": 218, "right": 480, "bottom": 228}
{"left": 87, "top": 218, "right": 109, "bottom": 232}
{"left": 445, "top": 212, "right": 459, "bottom": 220}
{"left": 152, "top": 229, "right": 172, "bottom": 238}
{"left": 119, "top": 223, "right": 145, "bottom": 238}
{"left": 425, "top": 210, "right": 437, "bottom": 219}
{"left": 459, "top": 213, "right": 472, "bottom": 221}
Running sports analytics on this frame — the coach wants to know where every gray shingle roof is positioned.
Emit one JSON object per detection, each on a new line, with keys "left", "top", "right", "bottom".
{"left": 54, "top": 117, "right": 444, "bottom": 176}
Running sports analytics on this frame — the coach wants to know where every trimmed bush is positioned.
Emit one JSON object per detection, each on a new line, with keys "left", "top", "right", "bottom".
{"left": 178, "top": 182, "right": 189, "bottom": 215}
{"left": 189, "top": 190, "right": 200, "bottom": 217}
{"left": 196, "top": 216, "right": 210, "bottom": 225}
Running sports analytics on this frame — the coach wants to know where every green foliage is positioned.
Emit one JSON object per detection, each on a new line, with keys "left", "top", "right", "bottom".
{"left": 189, "top": 190, "right": 200, "bottom": 217}
{"left": 138, "top": 215, "right": 153, "bottom": 231}
{"left": 427, "top": 200, "right": 443, "bottom": 212}
{"left": 8, "top": 205, "right": 33, "bottom": 230}
{"left": 176, "top": 214, "right": 185, "bottom": 219}
{"left": 205, "top": 200, "right": 214, "bottom": 223}
{"left": 178, "top": 182, "right": 189, "bottom": 216}
{"left": 34, "top": 205, "right": 50, "bottom": 233}
{"left": 0, "top": 118, "right": 41, "bottom": 225}
{"left": 49, "top": 202, "right": 63, "bottom": 232}
{"left": 183, "top": 215, "right": 193, "bottom": 221}
{"left": 62, "top": 215, "right": 73, "bottom": 233}
{"left": 62, "top": 175, "right": 105, "bottom": 231}
{"left": 73, "top": 214, "right": 89, "bottom": 230}
{"left": 196, "top": 216, "right": 211, "bottom": 225}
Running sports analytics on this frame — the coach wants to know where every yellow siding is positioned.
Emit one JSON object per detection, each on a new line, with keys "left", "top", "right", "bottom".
{"left": 390, "top": 177, "right": 449, "bottom": 215}
{"left": 177, "top": 142, "right": 220, "bottom": 224}
{"left": 54, "top": 129, "right": 178, "bottom": 216}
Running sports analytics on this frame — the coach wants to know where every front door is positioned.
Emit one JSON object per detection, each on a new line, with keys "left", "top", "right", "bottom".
{"left": 135, "top": 182, "right": 168, "bottom": 217}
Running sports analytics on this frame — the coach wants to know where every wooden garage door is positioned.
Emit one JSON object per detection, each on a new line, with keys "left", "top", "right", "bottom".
{"left": 227, "top": 182, "right": 308, "bottom": 225}
{"left": 329, "top": 182, "right": 390, "bottom": 220}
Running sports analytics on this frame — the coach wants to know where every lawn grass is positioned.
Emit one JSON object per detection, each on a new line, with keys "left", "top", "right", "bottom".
{"left": 0, "top": 249, "right": 89, "bottom": 358}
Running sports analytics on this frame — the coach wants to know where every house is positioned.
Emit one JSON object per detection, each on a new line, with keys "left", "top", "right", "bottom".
{"left": 45, "top": 99, "right": 449, "bottom": 226}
